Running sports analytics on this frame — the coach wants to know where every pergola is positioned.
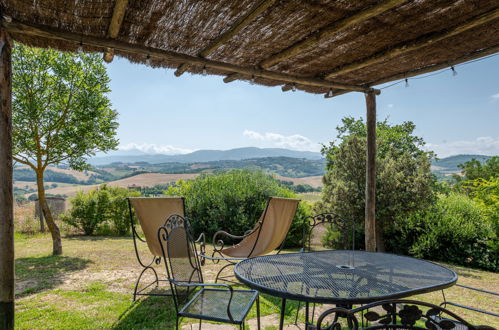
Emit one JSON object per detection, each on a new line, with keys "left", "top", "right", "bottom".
{"left": 0, "top": 0, "right": 498, "bottom": 327}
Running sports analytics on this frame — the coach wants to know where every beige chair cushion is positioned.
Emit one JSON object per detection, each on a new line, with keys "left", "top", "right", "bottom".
{"left": 221, "top": 197, "right": 299, "bottom": 258}
{"left": 129, "top": 197, "right": 185, "bottom": 257}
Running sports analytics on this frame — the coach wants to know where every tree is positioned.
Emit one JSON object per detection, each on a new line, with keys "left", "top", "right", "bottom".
{"left": 12, "top": 45, "right": 118, "bottom": 255}
{"left": 317, "top": 117, "right": 435, "bottom": 251}
{"left": 452, "top": 156, "right": 499, "bottom": 185}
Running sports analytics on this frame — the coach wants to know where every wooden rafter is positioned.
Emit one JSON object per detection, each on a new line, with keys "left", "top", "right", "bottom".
{"left": 3, "top": 19, "right": 374, "bottom": 93}
{"left": 175, "top": 0, "right": 277, "bottom": 76}
{"left": 281, "top": 83, "right": 294, "bottom": 92}
{"left": 223, "top": 73, "right": 245, "bottom": 83}
{"left": 325, "top": 7, "right": 499, "bottom": 78}
{"left": 103, "top": 0, "right": 129, "bottom": 63}
{"left": 259, "top": 0, "right": 406, "bottom": 69}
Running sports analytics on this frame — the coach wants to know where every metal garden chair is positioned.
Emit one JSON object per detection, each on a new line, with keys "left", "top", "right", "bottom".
{"left": 200, "top": 196, "right": 300, "bottom": 282}
{"left": 158, "top": 213, "right": 260, "bottom": 330}
{"left": 315, "top": 299, "right": 495, "bottom": 330}
{"left": 441, "top": 284, "right": 499, "bottom": 320}
{"left": 127, "top": 196, "right": 185, "bottom": 300}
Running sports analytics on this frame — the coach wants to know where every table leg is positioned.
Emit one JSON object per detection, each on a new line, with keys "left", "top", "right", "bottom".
{"left": 305, "top": 302, "right": 309, "bottom": 326}
{"left": 279, "top": 298, "right": 286, "bottom": 330}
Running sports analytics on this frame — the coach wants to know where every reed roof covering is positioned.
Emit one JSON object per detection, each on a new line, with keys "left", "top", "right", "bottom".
{"left": 1, "top": 0, "right": 498, "bottom": 96}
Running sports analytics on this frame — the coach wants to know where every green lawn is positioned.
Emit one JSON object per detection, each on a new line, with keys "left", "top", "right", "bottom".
{"left": 13, "top": 234, "right": 499, "bottom": 329}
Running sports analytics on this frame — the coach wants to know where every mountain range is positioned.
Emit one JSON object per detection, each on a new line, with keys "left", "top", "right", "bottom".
{"left": 89, "top": 147, "right": 323, "bottom": 165}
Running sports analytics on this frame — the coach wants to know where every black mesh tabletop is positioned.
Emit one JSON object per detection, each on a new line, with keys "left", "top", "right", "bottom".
{"left": 234, "top": 250, "right": 457, "bottom": 304}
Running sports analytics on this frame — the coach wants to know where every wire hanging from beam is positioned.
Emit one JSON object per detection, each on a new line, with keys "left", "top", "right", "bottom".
{"left": 379, "top": 52, "right": 499, "bottom": 90}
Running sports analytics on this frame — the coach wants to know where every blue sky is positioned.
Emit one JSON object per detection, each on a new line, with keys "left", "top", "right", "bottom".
{"left": 105, "top": 54, "right": 499, "bottom": 158}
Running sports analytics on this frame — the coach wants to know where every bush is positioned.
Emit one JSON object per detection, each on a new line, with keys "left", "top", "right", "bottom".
{"left": 388, "top": 193, "right": 497, "bottom": 271}
{"left": 61, "top": 185, "right": 140, "bottom": 235}
{"left": 164, "top": 170, "right": 311, "bottom": 247}
{"left": 107, "top": 187, "right": 136, "bottom": 235}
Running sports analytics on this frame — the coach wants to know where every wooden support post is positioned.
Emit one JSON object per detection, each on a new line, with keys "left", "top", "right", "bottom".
{"left": 365, "top": 91, "right": 377, "bottom": 252}
{"left": 0, "top": 28, "right": 14, "bottom": 329}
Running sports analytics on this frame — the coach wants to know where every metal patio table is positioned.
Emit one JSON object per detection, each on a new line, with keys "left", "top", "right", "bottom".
{"left": 234, "top": 250, "right": 457, "bottom": 329}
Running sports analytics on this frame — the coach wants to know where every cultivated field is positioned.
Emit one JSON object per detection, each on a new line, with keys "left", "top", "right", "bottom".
{"left": 275, "top": 175, "right": 323, "bottom": 188}
{"left": 20, "top": 172, "right": 322, "bottom": 197}
{"left": 41, "top": 173, "right": 199, "bottom": 197}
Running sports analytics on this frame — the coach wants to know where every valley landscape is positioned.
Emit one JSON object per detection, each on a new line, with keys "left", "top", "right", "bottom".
{"left": 13, "top": 147, "right": 491, "bottom": 200}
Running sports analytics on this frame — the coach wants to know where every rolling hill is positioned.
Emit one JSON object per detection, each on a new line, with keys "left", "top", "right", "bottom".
{"left": 89, "top": 147, "right": 322, "bottom": 165}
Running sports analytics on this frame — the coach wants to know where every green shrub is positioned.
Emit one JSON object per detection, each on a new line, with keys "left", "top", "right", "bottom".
{"left": 62, "top": 185, "right": 140, "bottom": 235}
{"left": 164, "top": 170, "right": 310, "bottom": 247}
{"left": 389, "top": 193, "right": 497, "bottom": 271}
{"left": 61, "top": 189, "right": 108, "bottom": 235}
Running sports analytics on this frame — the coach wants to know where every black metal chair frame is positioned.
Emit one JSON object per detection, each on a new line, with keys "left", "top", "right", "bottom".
{"left": 295, "top": 212, "right": 355, "bottom": 326}
{"left": 158, "top": 214, "right": 260, "bottom": 330}
{"left": 199, "top": 197, "right": 288, "bottom": 283}
{"left": 316, "top": 299, "right": 495, "bottom": 330}
{"left": 126, "top": 198, "right": 187, "bottom": 301}
{"left": 441, "top": 283, "right": 499, "bottom": 318}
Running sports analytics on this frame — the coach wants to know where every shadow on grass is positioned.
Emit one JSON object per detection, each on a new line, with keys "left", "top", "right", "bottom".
{"left": 64, "top": 235, "right": 132, "bottom": 242}
{"left": 15, "top": 255, "right": 91, "bottom": 298}
{"left": 112, "top": 296, "right": 177, "bottom": 329}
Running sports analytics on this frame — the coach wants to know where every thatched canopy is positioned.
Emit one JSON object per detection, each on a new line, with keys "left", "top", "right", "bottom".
{"left": 1, "top": 0, "right": 498, "bottom": 96}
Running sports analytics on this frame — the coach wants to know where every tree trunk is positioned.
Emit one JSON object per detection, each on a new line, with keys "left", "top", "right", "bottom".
{"left": 35, "top": 169, "right": 62, "bottom": 255}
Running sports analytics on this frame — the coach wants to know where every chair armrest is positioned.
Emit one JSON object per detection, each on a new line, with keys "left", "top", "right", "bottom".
{"left": 212, "top": 224, "right": 261, "bottom": 255}
{"left": 194, "top": 232, "right": 207, "bottom": 265}
{"left": 440, "top": 284, "right": 499, "bottom": 317}
{"left": 171, "top": 280, "right": 235, "bottom": 321}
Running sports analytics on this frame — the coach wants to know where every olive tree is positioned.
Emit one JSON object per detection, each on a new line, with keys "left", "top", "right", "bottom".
{"left": 317, "top": 117, "right": 435, "bottom": 251}
{"left": 12, "top": 45, "right": 118, "bottom": 255}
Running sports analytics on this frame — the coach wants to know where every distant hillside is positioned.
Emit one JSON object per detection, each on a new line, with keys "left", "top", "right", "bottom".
{"left": 432, "top": 154, "right": 492, "bottom": 172}
{"left": 90, "top": 147, "right": 322, "bottom": 165}
{"left": 117, "top": 156, "right": 326, "bottom": 178}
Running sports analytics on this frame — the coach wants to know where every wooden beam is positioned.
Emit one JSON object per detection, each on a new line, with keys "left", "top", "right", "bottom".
{"left": 107, "top": 0, "right": 128, "bottom": 38}
{"left": 3, "top": 19, "right": 373, "bottom": 93}
{"left": 260, "top": 0, "right": 406, "bottom": 69}
{"left": 367, "top": 44, "right": 499, "bottom": 87}
{"left": 281, "top": 83, "right": 294, "bottom": 92}
{"left": 365, "top": 91, "right": 377, "bottom": 252}
{"left": 326, "top": 7, "right": 499, "bottom": 78}
{"left": 223, "top": 73, "right": 244, "bottom": 83}
{"left": 176, "top": 0, "right": 276, "bottom": 77}
{"left": 0, "top": 28, "right": 14, "bottom": 330}
{"left": 103, "top": 0, "right": 129, "bottom": 63}
{"left": 103, "top": 47, "right": 115, "bottom": 63}
{"left": 174, "top": 63, "right": 189, "bottom": 77}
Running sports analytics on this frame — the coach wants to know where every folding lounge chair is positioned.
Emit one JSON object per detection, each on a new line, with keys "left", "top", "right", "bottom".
{"left": 202, "top": 196, "right": 300, "bottom": 282}
{"left": 127, "top": 196, "right": 185, "bottom": 300}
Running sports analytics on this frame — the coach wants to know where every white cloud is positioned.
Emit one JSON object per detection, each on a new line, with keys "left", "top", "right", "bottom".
{"left": 425, "top": 137, "right": 499, "bottom": 158}
{"left": 243, "top": 129, "right": 320, "bottom": 152}
{"left": 491, "top": 92, "right": 499, "bottom": 101}
{"left": 387, "top": 104, "right": 394, "bottom": 108}
{"left": 119, "top": 143, "right": 193, "bottom": 155}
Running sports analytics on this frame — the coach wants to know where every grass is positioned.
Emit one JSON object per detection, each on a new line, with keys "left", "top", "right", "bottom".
{"left": 297, "top": 192, "right": 322, "bottom": 203}
{"left": 13, "top": 233, "right": 499, "bottom": 329}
